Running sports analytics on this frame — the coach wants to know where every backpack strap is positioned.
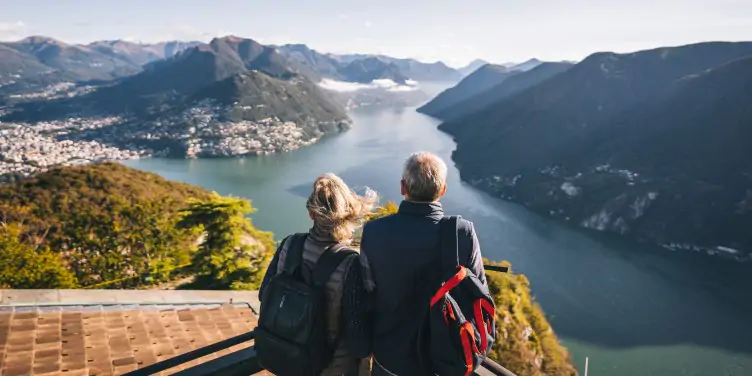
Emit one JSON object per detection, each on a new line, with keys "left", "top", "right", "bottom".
{"left": 311, "top": 244, "right": 358, "bottom": 287}
{"left": 439, "top": 215, "right": 461, "bottom": 272}
{"left": 281, "top": 233, "right": 309, "bottom": 276}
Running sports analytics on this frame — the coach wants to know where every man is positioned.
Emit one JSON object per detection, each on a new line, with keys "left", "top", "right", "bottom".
{"left": 360, "top": 151, "right": 487, "bottom": 376}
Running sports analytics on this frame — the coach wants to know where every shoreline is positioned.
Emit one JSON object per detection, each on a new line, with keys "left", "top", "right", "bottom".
{"left": 463, "top": 174, "right": 751, "bottom": 263}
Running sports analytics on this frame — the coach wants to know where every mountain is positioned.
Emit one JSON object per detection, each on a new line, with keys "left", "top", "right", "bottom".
{"left": 338, "top": 57, "right": 409, "bottom": 84}
{"left": 192, "top": 70, "right": 347, "bottom": 127}
{"left": 379, "top": 57, "right": 461, "bottom": 82}
{"left": 274, "top": 44, "right": 343, "bottom": 81}
{"left": 277, "top": 45, "right": 459, "bottom": 83}
{"left": 442, "top": 41, "right": 752, "bottom": 255}
{"left": 329, "top": 52, "right": 461, "bottom": 82}
{"left": 417, "top": 64, "right": 519, "bottom": 117}
{"left": 0, "top": 44, "right": 52, "bottom": 85}
{"left": 87, "top": 35, "right": 297, "bottom": 111}
{"left": 155, "top": 41, "right": 205, "bottom": 59}
{"left": 509, "top": 58, "right": 543, "bottom": 72}
{"left": 86, "top": 40, "right": 202, "bottom": 67}
{"left": 434, "top": 62, "right": 574, "bottom": 122}
{"left": 1, "top": 36, "right": 141, "bottom": 81}
{"left": 458, "top": 59, "right": 490, "bottom": 76}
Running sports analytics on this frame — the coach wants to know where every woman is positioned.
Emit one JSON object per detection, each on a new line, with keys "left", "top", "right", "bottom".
{"left": 259, "top": 173, "right": 376, "bottom": 376}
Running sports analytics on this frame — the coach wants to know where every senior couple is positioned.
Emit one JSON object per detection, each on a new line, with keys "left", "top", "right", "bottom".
{"left": 259, "top": 151, "right": 487, "bottom": 376}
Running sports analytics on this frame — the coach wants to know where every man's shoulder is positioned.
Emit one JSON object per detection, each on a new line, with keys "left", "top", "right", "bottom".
{"left": 363, "top": 212, "right": 399, "bottom": 231}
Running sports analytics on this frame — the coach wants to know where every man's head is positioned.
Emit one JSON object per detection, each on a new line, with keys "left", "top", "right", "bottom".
{"left": 400, "top": 151, "right": 448, "bottom": 202}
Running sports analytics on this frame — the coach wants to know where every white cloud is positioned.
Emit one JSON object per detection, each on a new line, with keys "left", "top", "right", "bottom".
{"left": 338, "top": 14, "right": 349, "bottom": 20}
{"left": 318, "top": 78, "right": 419, "bottom": 93}
{"left": 364, "top": 20, "right": 374, "bottom": 28}
{"left": 0, "top": 20, "right": 28, "bottom": 41}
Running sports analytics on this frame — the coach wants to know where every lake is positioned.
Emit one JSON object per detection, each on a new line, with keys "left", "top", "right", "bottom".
{"left": 125, "top": 105, "right": 752, "bottom": 376}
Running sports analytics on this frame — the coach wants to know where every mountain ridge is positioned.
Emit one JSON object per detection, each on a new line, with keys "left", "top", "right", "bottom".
{"left": 435, "top": 62, "right": 574, "bottom": 123}
{"left": 417, "top": 63, "right": 519, "bottom": 116}
{"left": 439, "top": 41, "right": 752, "bottom": 255}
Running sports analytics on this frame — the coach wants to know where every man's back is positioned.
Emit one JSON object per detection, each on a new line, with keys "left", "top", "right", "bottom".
{"left": 360, "top": 200, "right": 486, "bottom": 375}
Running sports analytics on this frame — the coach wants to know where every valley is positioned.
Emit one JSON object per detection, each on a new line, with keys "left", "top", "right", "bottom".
{"left": 0, "top": 35, "right": 462, "bottom": 175}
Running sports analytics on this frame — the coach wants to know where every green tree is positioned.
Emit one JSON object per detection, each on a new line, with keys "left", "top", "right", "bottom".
{"left": 177, "top": 193, "right": 274, "bottom": 290}
{"left": 366, "top": 201, "right": 399, "bottom": 221}
{"left": 0, "top": 223, "right": 77, "bottom": 289}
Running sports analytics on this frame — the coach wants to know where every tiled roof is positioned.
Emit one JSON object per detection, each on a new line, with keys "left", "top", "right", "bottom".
{"left": 0, "top": 300, "right": 270, "bottom": 376}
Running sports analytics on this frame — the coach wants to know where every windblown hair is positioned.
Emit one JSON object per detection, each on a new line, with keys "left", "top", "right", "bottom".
{"left": 306, "top": 173, "right": 378, "bottom": 243}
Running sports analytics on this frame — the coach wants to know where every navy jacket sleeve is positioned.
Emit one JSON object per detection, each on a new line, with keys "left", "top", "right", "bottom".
{"left": 464, "top": 221, "right": 487, "bottom": 286}
{"left": 341, "top": 258, "right": 372, "bottom": 357}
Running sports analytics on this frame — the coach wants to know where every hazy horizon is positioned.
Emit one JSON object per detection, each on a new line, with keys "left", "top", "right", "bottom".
{"left": 2, "top": 0, "right": 751, "bottom": 67}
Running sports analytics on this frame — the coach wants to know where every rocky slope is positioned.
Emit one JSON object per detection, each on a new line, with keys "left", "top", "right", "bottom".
{"left": 485, "top": 260, "right": 578, "bottom": 376}
{"left": 439, "top": 41, "right": 752, "bottom": 257}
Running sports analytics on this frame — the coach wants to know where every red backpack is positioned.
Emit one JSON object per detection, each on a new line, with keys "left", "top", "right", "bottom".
{"left": 417, "top": 216, "right": 497, "bottom": 376}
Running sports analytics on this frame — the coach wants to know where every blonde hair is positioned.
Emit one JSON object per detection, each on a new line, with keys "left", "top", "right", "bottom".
{"left": 306, "top": 173, "right": 378, "bottom": 242}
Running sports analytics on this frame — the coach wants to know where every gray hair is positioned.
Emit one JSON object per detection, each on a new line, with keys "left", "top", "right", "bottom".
{"left": 402, "top": 151, "right": 448, "bottom": 202}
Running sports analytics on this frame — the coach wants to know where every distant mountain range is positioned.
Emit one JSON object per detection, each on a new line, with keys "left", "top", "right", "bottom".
{"left": 275, "top": 44, "right": 460, "bottom": 83}
{"left": 417, "top": 64, "right": 519, "bottom": 116}
{"left": 458, "top": 59, "right": 489, "bottom": 76}
{"left": 86, "top": 40, "right": 202, "bottom": 67}
{"left": 7, "top": 36, "right": 346, "bottom": 126}
{"left": 0, "top": 36, "right": 201, "bottom": 92}
{"left": 427, "top": 41, "right": 752, "bottom": 256}
{"left": 421, "top": 62, "right": 574, "bottom": 121}
{"left": 0, "top": 36, "right": 470, "bottom": 100}
{"left": 417, "top": 59, "right": 555, "bottom": 119}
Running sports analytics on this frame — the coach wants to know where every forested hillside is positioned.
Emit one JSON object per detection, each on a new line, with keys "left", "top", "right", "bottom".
{"left": 0, "top": 163, "right": 275, "bottom": 289}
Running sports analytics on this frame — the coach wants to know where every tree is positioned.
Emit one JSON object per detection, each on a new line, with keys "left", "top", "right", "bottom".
{"left": 0, "top": 223, "right": 77, "bottom": 289}
{"left": 366, "top": 201, "right": 399, "bottom": 221}
{"left": 177, "top": 193, "right": 274, "bottom": 290}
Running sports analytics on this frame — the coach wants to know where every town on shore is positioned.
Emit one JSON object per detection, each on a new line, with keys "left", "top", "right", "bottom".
{"left": 0, "top": 92, "right": 329, "bottom": 180}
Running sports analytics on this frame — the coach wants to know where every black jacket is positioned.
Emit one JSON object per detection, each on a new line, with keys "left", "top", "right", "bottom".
{"left": 360, "top": 200, "right": 486, "bottom": 375}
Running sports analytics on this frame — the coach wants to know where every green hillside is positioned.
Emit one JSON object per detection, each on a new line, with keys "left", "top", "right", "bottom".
{"left": 0, "top": 162, "right": 275, "bottom": 289}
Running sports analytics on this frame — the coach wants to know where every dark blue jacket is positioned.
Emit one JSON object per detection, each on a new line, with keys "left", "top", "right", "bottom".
{"left": 360, "top": 200, "right": 486, "bottom": 375}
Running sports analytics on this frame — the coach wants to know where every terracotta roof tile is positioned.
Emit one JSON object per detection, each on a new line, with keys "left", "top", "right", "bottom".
{"left": 0, "top": 303, "right": 271, "bottom": 376}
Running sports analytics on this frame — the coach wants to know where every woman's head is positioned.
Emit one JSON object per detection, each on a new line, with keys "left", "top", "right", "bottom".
{"left": 306, "top": 173, "right": 378, "bottom": 243}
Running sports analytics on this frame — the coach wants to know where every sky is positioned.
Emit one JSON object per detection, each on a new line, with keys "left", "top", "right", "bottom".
{"left": 1, "top": 0, "right": 751, "bottom": 67}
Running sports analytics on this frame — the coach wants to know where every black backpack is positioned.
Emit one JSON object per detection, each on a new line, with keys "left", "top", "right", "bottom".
{"left": 418, "top": 216, "right": 497, "bottom": 376}
{"left": 255, "top": 233, "right": 358, "bottom": 376}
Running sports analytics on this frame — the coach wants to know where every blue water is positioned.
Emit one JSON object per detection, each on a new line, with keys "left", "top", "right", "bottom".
{"left": 126, "top": 106, "right": 752, "bottom": 376}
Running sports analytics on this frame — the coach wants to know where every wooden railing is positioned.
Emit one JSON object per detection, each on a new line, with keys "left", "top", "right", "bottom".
{"left": 123, "top": 328, "right": 516, "bottom": 376}
{"left": 124, "top": 264, "right": 516, "bottom": 376}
